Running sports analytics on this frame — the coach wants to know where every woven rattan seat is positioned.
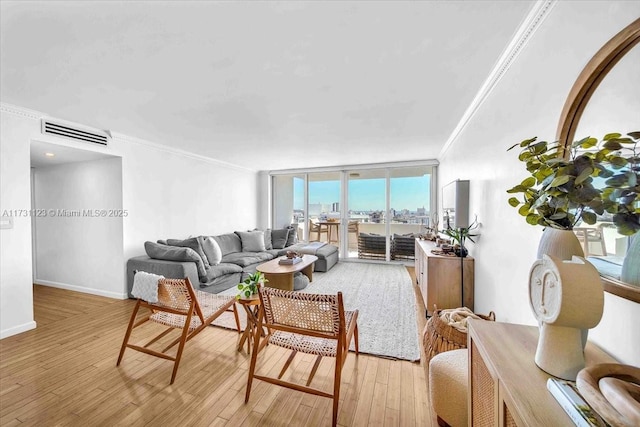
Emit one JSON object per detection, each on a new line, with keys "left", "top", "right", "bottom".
{"left": 245, "top": 287, "right": 359, "bottom": 427}
{"left": 117, "top": 277, "right": 239, "bottom": 384}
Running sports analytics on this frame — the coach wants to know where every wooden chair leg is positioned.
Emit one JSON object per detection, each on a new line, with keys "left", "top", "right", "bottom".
{"left": 232, "top": 303, "right": 241, "bottom": 332}
{"left": 170, "top": 308, "right": 194, "bottom": 385}
{"left": 306, "top": 355, "right": 323, "bottom": 386}
{"left": 332, "top": 355, "right": 342, "bottom": 427}
{"left": 278, "top": 350, "right": 297, "bottom": 379}
{"left": 354, "top": 323, "right": 359, "bottom": 354}
{"left": 117, "top": 299, "right": 143, "bottom": 366}
{"left": 245, "top": 309, "right": 264, "bottom": 403}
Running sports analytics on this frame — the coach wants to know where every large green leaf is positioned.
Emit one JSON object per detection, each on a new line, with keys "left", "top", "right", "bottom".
{"left": 549, "top": 175, "right": 570, "bottom": 187}
{"left": 581, "top": 211, "right": 597, "bottom": 224}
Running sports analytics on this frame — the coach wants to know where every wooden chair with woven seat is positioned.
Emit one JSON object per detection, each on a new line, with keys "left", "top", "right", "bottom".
{"left": 309, "top": 219, "right": 329, "bottom": 242}
{"left": 245, "top": 286, "right": 359, "bottom": 427}
{"left": 117, "top": 276, "right": 240, "bottom": 384}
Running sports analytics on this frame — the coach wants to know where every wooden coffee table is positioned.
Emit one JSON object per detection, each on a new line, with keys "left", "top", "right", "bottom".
{"left": 256, "top": 255, "right": 318, "bottom": 291}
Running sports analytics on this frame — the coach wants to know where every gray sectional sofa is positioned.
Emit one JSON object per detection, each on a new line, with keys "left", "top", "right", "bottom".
{"left": 126, "top": 227, "right": 339, "bottom": 297}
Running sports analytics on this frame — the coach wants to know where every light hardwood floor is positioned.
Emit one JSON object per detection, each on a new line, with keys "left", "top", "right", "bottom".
{"left": 0, "top": 267, "right": 431, "bottom": 426}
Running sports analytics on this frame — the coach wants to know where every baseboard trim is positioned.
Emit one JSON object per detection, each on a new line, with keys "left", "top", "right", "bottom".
{"left": 1, "top": 321, "right": 37, "bottom": 340}
{"left": 34, "top": 279, "right": 128, "bottom": 300}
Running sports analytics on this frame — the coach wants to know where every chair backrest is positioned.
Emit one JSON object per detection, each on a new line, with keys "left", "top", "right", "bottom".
{"left": 156, "top": 278, "right": 205, "bottom": 323}
{"left": 259, "top": 287, "right": 344, "bottom": 338}
{"left": 309, "top": 219, "right": 319, "bottom": 232}
{"left": 348, "top": 221, "right": 359, "bottom": 233}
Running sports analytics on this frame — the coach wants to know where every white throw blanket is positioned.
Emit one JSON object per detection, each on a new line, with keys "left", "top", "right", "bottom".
{"left": 438, "top": 307, "right": 483, "bottom": 332}
{"left": 299, "top": 241, "right": 326, "bottom": 254}
{"left": 132, "top": 271, "right": 164, "bottom": 303}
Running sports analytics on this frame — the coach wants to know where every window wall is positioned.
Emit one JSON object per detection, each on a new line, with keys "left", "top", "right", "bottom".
{"left": 271, "top": 162, "right": 436, "bottom": 261}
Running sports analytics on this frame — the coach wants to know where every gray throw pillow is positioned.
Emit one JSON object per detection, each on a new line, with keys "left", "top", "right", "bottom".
{"left": 144, "top": 241, "right": 207, "bottom": 278}
{"left": 271, "top": 228, "right": 290, "bottom": 249}
{"left": 166, "top": 237, "right": 210, "bottom": 269}
{"left": 201, "top": 236, "right": 222, "bottom": 266}
{"left": 286, "top": 224, "right": 299, "bottom": 247}
{"left": 264, "top": 229, "right": 273, "bottom": 250}
{"left": 236, "top": 230, "right": 266, "bottom": 252}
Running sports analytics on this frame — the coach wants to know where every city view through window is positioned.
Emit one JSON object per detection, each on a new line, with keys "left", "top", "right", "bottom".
{"left": 293, "top": 175, "right": 431, "bottom": 227}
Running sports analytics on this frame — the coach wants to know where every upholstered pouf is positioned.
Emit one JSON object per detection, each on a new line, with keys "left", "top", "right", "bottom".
{"left": 293, "top": 272, "right": 309, "bottom": 291}
{"left": 428, "top": 348, "right": 468, "bottom": 427}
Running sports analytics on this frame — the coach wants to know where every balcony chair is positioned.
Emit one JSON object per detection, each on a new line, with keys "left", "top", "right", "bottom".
{"left": 391, "top": 233, "right": 416, "bottom": 260}
{"left": 117, "top": 276, "right": 239, "bottom": 384}
{"left": 357, "top": 232, "right": 386, "bottom": 259}
{"left": 245, "top": 287, "right": 359, "bottom": 427}
{"left": 309, "top": 219, "right": 329, "bottom": 242}
{"left": 574, "top": 223, "right": 609, "bottom": 257}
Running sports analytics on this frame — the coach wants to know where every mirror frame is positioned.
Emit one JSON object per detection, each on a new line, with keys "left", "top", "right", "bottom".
{"left": 556, "top": 17, "right": 640, "bottom": 303}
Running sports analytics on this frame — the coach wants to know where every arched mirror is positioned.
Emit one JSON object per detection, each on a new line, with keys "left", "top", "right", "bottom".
{"left": 557, "top": 17, "right": 640, "bottom": 303}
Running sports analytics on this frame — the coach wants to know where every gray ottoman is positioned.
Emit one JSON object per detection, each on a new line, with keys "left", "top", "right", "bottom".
{"left": 312, "top": 244, "right": 339, "bottom": 272}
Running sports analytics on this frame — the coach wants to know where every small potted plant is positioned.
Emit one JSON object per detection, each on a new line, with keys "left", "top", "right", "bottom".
{"left": 440, "top": 216, "right": 479, "bottom": 257}
{"left": 236, "top": 271, "right": 268, "bottom": 300}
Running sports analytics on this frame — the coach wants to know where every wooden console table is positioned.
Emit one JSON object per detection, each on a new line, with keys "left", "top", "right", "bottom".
{"left": 415, "top": 239, "right": 474, "bottom": 317}
{"left": 468, "top": 319, "right": 616, "bottom": 426}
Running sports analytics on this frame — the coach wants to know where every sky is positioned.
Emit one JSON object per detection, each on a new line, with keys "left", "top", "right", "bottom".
{"left": 294, "top": 174, "right": 431, "bottom": 212}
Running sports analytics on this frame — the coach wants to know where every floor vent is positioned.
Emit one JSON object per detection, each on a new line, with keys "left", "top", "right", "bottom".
{"left": 41, "top": 119, "right": 110, "bottom": 146}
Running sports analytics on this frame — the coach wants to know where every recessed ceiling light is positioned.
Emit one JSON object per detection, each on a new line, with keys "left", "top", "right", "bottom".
{"left": 44, "top": 152, "right": 55, "bottom": 157}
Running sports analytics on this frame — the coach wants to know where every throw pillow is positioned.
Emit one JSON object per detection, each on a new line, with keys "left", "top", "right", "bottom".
{"left": 144, "top": 241, "right": 207, "bottom": 278}
{"left": 271, "top": 228, "right": 290, "bottom": 249}
{"left": 286, "top": 224, "right": 299, "bottom": 247}
{"left": 264, "top": 229, "right": 273, "bottom": 250}
{"left": 236, "top": 230, "right": 266, "bottom": 252}
{"left": 166, "top": 237, "right": 211, "bottom": 269}
{"left": 201, "top": 236, "right": 222, "bottom": 266}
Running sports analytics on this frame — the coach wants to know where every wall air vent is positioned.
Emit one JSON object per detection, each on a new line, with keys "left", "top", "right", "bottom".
{"left": 41, "top": 119, "right": 110, "bottom": 146}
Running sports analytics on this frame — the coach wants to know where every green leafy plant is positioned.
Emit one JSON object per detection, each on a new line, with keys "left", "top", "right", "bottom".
{"left": 236, "top": 271, "right": 268, "bottom": 299}
{"left": 440, "top": 216, "right": 479, "bottom": 257}
{"left": 506, "top": 132, "right": 640, "bottom": 235}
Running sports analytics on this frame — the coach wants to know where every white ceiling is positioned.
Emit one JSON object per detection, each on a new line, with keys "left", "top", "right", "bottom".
{"left": 1, "top": 1, "right": 534, "bottom": 171}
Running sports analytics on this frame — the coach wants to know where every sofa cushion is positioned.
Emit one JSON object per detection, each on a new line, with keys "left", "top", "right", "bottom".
{"left": 144, "top": 241, "right": 207, "bottom": 278}
{"left": 236, "top": 230, "right": 266, "bottom": 252}
{"left": 166, "top": 237, "right": 211, "bottom": 269}
{"left": 202, "top": 262, "right": 243, "bottom": 282}
{"left": 213, "top": 233, "right": 243, "bottom": 255}
{"left": 222, "top": 252, "right": 273, "bottom": 267}
{"left": 271, "top": 228, "right": 290, "bottom": 249}
{"left": 201, "top": 236, "right": 222, "bottom": 266}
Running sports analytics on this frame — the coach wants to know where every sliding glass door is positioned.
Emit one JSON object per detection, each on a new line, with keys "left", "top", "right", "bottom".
{"left": 270, "top": 162, "right": 435, "bottom": 262}
{"left": 347, "top": 169, "right": 388, "bottom": 259}
{"left": 308, "top": 172, "right": 341, "bottom": 250}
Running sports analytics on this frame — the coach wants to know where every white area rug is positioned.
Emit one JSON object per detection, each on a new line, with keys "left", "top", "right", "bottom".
{"left": 215, "top": 262, "right": 421, "bottom": 361}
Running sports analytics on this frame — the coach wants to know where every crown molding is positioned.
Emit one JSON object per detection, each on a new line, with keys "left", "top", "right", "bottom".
{"left": 110, "top": 132, "right": 256, "bottom": 173}
{"left": 0, "top": 102, "right": 44, "bottom": 120}
{"left": 438, "top": 0, "right": 557, "bottom": 158}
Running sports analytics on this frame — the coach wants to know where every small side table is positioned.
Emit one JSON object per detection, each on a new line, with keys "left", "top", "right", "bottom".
{"left": 236, "top": 296, "right": 262, "bottom": 354}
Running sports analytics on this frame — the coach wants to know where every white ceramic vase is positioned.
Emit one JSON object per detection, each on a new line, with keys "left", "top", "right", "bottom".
{"left": 536, "top": 227, "right": 588, "bottom": 349}
{"left": 536, "top": 228, "right": 584, "bottom": 260}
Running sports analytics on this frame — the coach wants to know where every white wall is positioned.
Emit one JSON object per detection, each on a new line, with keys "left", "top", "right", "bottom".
{"left": 272, "top": 175, "right": 295, "bottom": 229}
{"left": 116, "top": 135, "right": 258, "bottom": 264}
{"left": 0, "top": 104, "right": 259, "bottom": 339}
{"left": 438, "top": 2, "right": 640, "bottom": 365}
{"left": 33, "top": 157, "right": 124, "bottom": 298}
{"left": 0, "top": 108, "right": 37, "bottom": 338}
